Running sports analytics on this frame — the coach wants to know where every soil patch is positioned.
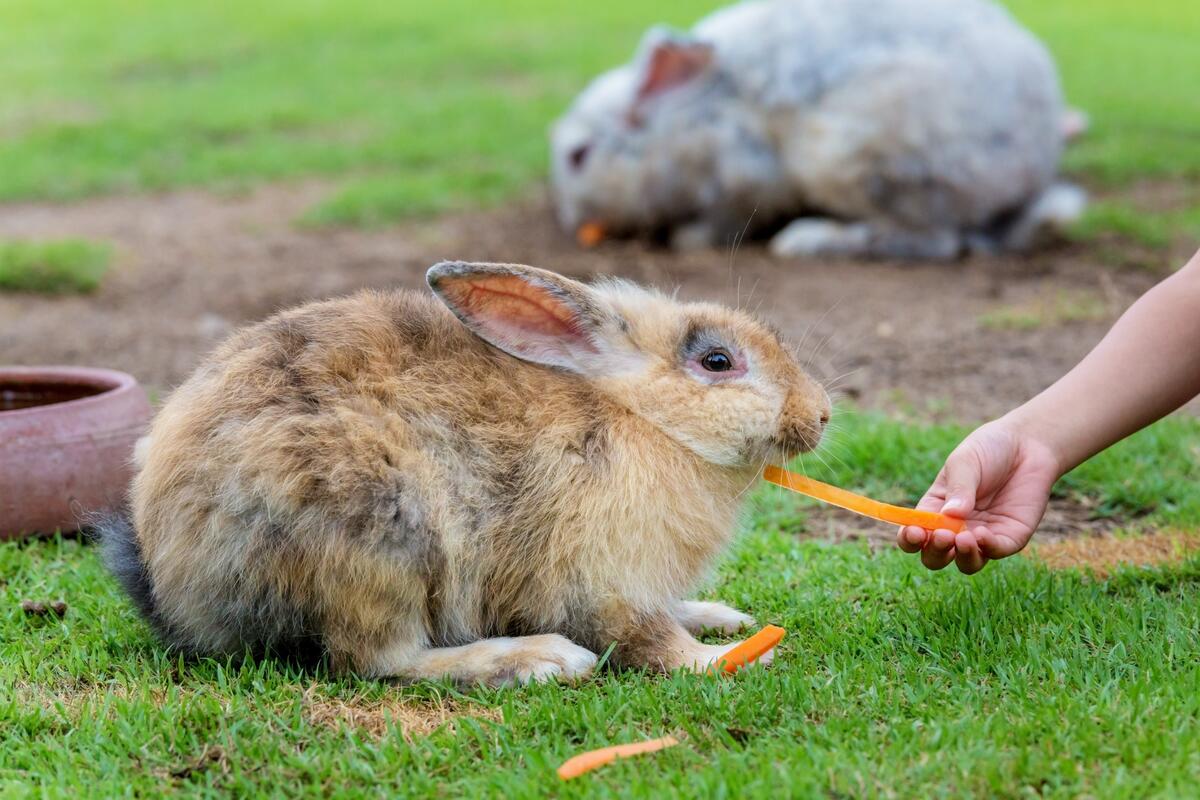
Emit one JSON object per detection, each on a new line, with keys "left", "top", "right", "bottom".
{"left": 302, "top": 686, "right": 501, "bottom": 740}
{"left": 3, "top": 181, "right": 1196, "bottom": 421}
{"left": 1034, "top": 529, "right": 1200, "bottom": 578}
{"left": 16, "top": 679, "right": 501, "bottom": 743}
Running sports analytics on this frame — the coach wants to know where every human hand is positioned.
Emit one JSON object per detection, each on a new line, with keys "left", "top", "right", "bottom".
{"left": 896, "top": 418, "right": 1062, "bottom": 574}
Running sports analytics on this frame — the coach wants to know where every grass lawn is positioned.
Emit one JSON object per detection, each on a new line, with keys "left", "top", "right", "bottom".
{"left": 5, "top": 413, "right": 1200, "bottom": 797}
{"left": 0, "top": 239, "right": 111, "bottom": 294}
{"left": 2, "top": 0, "right": 1199, "bottom": 227}
{"left": 4, "top": 0, "right": 1200, "bottom": 796}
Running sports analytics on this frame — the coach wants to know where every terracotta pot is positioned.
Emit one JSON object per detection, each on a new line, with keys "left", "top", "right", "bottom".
{"left": 0, "top": 366, "right": 151, "bottom": 539}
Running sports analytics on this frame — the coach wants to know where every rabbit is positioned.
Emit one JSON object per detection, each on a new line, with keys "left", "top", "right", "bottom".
{"left": 550, "top": 0, "right": 1088, "bottom": 260}
{"left": 99, "top": 262, "right": 831, "bottom": 686}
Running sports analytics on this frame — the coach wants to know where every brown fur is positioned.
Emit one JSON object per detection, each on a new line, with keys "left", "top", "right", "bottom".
{"left": 122, "top": 262, "right": 829, "bottom": 685}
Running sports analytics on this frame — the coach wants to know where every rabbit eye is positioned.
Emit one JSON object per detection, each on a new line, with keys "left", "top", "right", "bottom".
{"left": 568, "top": 143, "right": 592, "bottom": 171}
{"left": 700, "top": 348, "right": 734, "bottom": 372}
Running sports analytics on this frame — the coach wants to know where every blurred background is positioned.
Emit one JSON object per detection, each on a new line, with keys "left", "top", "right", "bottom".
{"left": 2, "top": 0, "right": 1197, "bottom": 420}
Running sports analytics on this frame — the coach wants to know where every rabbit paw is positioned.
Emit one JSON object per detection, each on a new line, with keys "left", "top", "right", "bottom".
{"left": 669, "top": 220, "right": 717, "bottom": 251}
{"left": 769, "top": 219, "right": 870, "bottom": 258}
{"left": 1000, "top": 182, "right": 1088, "bottom": 252}
{"left": 675, "top": 600, "right": 755, "bottom": 635}
{"left": 680, "top": 639, "right": 776, "bottom": 673}
{"left": 489, "top": 634, "right": 599, "bottom": 686}
{"left": 771, "top": 218, "right": 962, "bottom": 260}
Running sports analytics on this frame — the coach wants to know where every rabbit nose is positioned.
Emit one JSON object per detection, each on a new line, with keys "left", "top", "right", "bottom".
{"left": 777, "top": 388, "right": 830, "bottom": 454}
{"left": 817, "top": 396, "right": 832, "bottom": 428}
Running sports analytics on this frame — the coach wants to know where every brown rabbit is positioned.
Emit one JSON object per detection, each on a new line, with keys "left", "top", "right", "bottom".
{"left": 100, "top": 262, "right": 829, "bottom": 686}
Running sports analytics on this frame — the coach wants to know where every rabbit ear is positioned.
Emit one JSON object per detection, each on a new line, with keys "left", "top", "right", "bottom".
{"left": 427, "top": 262, "right": 628, "bottom": 375}
{"left": 634, "top": 30, "right": 714, "bottom": 106}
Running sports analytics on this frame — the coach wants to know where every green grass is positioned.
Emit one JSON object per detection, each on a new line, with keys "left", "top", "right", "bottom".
{"left": 299, "top": 169, "right": 526, "bottom": 228}
{"left": 1071, "top": 201, "right": 1200, "bottom": 250}
{"left": 1005, "top": 0, "right": 1200, "bottom": 184}
{"left": 5, "top": 412, "right": 1199, "bottom": 797}
{"left": 2, "top": 0, "right": 1198, "bottom": 226}
{"left": 0, "top": 0, "right": 723, "bottom": 219}
{"left": 977, "top": 291, "right": 1111, "bottom": 331}
{"left": 0, "top": 239, "right": 111, "bottom": 294}
{"left": 4, "top": 2, "right": 1200, "bottom": 794}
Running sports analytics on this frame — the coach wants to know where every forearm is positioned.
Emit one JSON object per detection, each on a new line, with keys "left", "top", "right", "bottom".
{"left": 1007, "top": 253, "right": 1200, "bottom": 474}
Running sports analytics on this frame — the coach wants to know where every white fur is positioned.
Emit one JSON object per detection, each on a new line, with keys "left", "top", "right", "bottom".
{"left": 551, "top": 0, "right": 1082, "bottom": 257}
{"left": 675, "top": 600, "right": 755, "bottom": 634}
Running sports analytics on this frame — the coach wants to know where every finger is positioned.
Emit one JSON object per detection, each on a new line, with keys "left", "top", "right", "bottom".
{"left": 976, "top": 527, "right": 1028, "bottom": 560}
{"left": 914, "top": 489, "right": 947, "bottom": 513}
{"left": 940, "top": 455, "right": 981, "bottom": 519}
{"left": 920, "top": 528, "right": 957, "bottom": 570}
{"left": 927, "top": 527, "right": 957, "bottom": 552}
{"left": 912, "top": 470, "right": 950, "bottom": 514}
{"left": 897, "top": 525, "right": 927, "bottom": 553}
{"left": 921, "top": 543, "right": 956, "bottom": 571}
{"left": 953, "top": 530, "right": 987, "bottom": 575}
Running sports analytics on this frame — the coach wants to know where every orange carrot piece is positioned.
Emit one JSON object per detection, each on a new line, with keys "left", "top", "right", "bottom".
{"left": 576, "top": 221, "right": 606, "bottom": 248}
{"left": 763, "top": 465, "right": 965, "bottom": 533}
{"left": 713, "top": 624, "right": 786, "bottom": 674}
{"left": 556, "top": 736, "right": 680, "bottom": 780}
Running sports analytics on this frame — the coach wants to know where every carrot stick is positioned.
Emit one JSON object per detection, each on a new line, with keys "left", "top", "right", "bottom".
{"left": 556, "top": 735, "right": 680, "bottom": 780}
{"left": 576, "top": 221, "right": 606, "bottom": 248}
{"left": 763, "top": 465, "right": 965, "bottom": 533}
{"left": 713, "top": 624, "right": 786, "bottom": 674}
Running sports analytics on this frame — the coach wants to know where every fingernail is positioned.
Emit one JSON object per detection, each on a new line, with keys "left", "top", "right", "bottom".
{"left": 943, "top": 497, "right": 965, "bottom": 513}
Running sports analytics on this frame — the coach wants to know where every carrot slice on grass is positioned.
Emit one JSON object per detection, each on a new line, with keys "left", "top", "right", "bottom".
{"left": 713, "top": 624, "right": 786, "bottom": 674}
{"left": 555, "top": 628, "right": 784, "bottom": 779}
{"left": 556, "top": 735, "right": 680, "bottom": 780}
{"left": 763, "top": 465, "right": 965, "bottom": 533}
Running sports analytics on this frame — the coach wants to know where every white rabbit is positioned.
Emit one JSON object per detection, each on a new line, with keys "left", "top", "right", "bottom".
{"left": 551, "top": 0, "right": 1087, "bottom": 259}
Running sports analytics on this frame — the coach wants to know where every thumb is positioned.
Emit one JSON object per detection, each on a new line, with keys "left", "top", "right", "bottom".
{"left": 939, "top": 453, "right": 980, "bottom": 518}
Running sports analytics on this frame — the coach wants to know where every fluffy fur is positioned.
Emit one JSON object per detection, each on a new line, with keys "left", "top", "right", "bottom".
{"left": 551, "top": 0, "right": 1087, "bottom": 259}
{"left": 106, "top": 262, "right": 829, "bottom": 685}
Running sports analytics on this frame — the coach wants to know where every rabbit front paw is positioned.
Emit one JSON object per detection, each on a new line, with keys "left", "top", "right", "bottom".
{"left": 770, "top": 219, "right": 871, "bottom": 258}
{"left": 669, "top": 220, "right": 718, "bottom": 251}
{"left": 770, "top": 218, "right": 962, "bottom": 260}
{"left": 376, "top": 634, "right": 598, "bottom": 687}
{"left": 486, "top": 634, "right": 599, "bottom": 686}
{"left": 674, "top": 600, "right": 755, "bottom": 635}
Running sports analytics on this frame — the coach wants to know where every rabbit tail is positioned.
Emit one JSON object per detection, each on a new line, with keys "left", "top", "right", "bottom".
{"left": 94, "top": 512, "right": 163, "bottom": 630}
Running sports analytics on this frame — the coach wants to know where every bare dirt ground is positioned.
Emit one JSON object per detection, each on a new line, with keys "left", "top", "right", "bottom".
{"left": 1034, "top": 528, "right": 1200, "bottom": 578}
{"left": 3, "top": 180, "right": 1195, "bottom": 422}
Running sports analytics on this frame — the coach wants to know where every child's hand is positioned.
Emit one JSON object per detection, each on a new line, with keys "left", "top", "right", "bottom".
{"left": 897, "top": 250, "right": 1200, "bottom": 575}
{"left": 896, "top": 419, "right": 1061, "bottom": 574}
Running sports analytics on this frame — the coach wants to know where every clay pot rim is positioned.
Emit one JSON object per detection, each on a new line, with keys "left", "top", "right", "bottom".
{"left": 0, "top": 365, "right": 144, "bottom": 419}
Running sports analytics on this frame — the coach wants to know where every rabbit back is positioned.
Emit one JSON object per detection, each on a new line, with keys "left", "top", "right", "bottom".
{"left": 702, "top": 0, "right": 1062, "bottom": 227}
{"left": 129, "top": 291, "right": 556, "bottom": 668}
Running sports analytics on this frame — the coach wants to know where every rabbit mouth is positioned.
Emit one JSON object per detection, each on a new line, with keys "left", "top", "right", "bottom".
{"left": 770, "top": 426, "right": 824, "bottom": 460}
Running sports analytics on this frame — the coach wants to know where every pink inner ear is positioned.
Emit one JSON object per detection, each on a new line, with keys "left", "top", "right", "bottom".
{"left": 635, "top": 41, "right": 713, "bottom": 105}
{"left": 440, "top": 274, "right": 596, "bottom": 352}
